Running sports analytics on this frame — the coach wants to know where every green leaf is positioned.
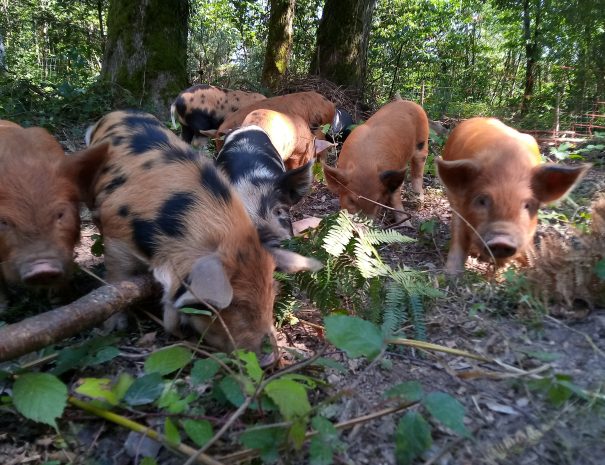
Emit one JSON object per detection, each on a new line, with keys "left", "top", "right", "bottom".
{"left": 191, "top": 358, "right": 220, "bottom": 384}
{"left": 264, "top": 378, "right": 311, "bottom": 421}
{"left": 385, "top": 381, "right": 424, "bottom": 402}
{"left": 112, "top": 373, "right": 134, "bottom": 402}
{"left": 310, "top": 416, "right": 343, "bottom": 465}
{"left": 140, "top": 458, "right": 158, "bottom": 465}
{"left": 240, "top": 426, "right": 287, "bottom": 463}
{"left": 12, "top": 373, "right": 67, "bottom": 428}
{"left": 75, "top": 378, "right": 118, "bottom": 405}
{"left": 236, "top": 350, "right": 263, "bottom": 383}
{"left": 324, "top": 315, "right": 383, "bottom": 359}
{"left": 124, "top": 373, "right": 164, "bottom": 406}
{"left": 219, "top": 376, "right": 245, "bottom": 407}
{"left": 519, "top": 349, "right": 561, "bottom": 362}
{"left": 144, "top": 346, "right": 192, "bottom": 376}
{"left": 158, "top": 387, "right": 193, "bottom": 414}
{"left": 164, "top": 417, "right": 181, "bottom": 446}
{"left": 182, "top": 419, "right": 213, "bottom": 448}
{"left": 180, "top": 307, "right": 213, "bottom": 316}
{"left": 423, "top": 392, "right": 470, "bottom": 437}
{"left": 87, "top": 346, "right": 120, "bottom": 365}
{"left": 312, "top": 357, "right": 347, "bottom": 372}
{"left": 395, "top": 411, "right": 432, "bottom": 465}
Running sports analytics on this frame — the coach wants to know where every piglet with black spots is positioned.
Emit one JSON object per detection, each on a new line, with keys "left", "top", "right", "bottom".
{"left": 81, "top": 111, "right": 321, "bottom": 364}
{"left": 216, "top": 125, "right": 314, "bottom": 242}
{"left": 0, "top": 120, "right": 108, "bottom": 312}
{"left": 170, "top": 84, "right": 266, "bottom": 147}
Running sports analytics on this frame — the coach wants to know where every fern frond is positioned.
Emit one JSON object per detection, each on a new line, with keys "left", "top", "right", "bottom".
{"left": 381, "top": 281, "right": 408, "bottom": 336}
{"left": 409, "top": 293, "right": 427, "bottom": 341}
{"left": 364, "top": 229, "right": 416, "bottom": 245}
{"left": 322, "top": 211, "right": 355, "bottom": 257}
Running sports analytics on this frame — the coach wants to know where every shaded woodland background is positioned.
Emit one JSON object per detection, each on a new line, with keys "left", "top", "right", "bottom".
{"left": 1, "top": 0, "right": 604, "bottom": 132}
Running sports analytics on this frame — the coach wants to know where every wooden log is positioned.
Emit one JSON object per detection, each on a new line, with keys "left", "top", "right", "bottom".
{"left": 0, "top": 276, "right": 158, "bottom": 362}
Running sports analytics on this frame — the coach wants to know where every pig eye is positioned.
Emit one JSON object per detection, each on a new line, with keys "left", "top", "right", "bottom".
{"left": 0, "top": 218, "right": 10, "bottom": 230}
{"left": 524, "top": 200, "right": 538, "bottom": 213}
{"left": 474, "top": 194, "right": 491, "bottom": 208}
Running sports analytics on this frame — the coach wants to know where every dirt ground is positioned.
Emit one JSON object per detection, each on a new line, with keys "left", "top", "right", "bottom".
{"left": 0, "top": 132, "right": 603, "bottom": 465}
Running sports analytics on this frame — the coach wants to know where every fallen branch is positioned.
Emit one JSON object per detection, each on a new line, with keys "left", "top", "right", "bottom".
{"left": 0, "top": 276, "right": 158, "bottom": 362}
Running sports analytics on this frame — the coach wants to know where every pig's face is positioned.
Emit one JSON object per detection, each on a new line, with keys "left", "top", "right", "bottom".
{"left": 324, "top": 165, "right": 405, "bottom": 218}
{"left": 438, "top": 156, "right": 590, "bottom": 269}
{"left": 458, "top": 181, "right": 539, "bottom": 263}
{"left": 0, "top": 190, "right": 79, "bottom": 287}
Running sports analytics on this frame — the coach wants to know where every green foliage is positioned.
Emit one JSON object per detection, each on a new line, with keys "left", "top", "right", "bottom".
{"left": 527, "top": 373, "right": 593, "bottom": 407}
{"left": 395, "top": 411, "right": 433, "bottom": 465}
{"left": 277, "top": 211, "right": 441, "bottom": 339}
{"left": 144, "top": 346, "right": 193, "bottom": 376}
{"left": 324, "top": 315, "right": 383, "bottom": 359}
{"left": 12, "top": 373, "right": 68, "bottom": 429}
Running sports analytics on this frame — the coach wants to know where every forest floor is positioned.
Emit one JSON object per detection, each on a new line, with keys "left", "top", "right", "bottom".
{"left": 0, "top": 128, "right": 603, "bottom": 465}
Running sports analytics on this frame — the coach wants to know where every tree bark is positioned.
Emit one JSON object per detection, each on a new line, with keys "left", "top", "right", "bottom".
{"left": 0, "top": 276, "right": 157, "bottom": 362}
{"left": 520, "top": 0, "right": 544, "bottom": 116}
{"left": 310, "top": 0, "right": 377, "bottom": 95}
{"left": 261, "top": 0, "right": 295, "bottom": 92}
{"left": 101, "top": 0, "right": 188, "bottom": 117}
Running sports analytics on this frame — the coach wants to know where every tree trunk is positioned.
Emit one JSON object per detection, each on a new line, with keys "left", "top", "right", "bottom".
{"left": 261, "top": 0, "right": 295, "bottom": 93}
{"left": 102, "top": 0, "right": 188, "bottom": 117}
{"left": 310, "top": 0, "right": 377, "bottom": 95}
{"left": 520, "top": 0, "right": 544, "bottom": 116}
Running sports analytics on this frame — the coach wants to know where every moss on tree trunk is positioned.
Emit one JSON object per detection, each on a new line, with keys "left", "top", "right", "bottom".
{"left": 102, "top": 0, "right": 188, "bottom": 117}
{"left": 261, "top": 0, "right": 295, "bottom": 93}
{"left": 310, "top": 0, "right": 376, "bottom": 95}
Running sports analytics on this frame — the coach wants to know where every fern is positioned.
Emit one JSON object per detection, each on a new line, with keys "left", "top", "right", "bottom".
{"left": 275, "top": 211, "right": 444, "bottom": 340}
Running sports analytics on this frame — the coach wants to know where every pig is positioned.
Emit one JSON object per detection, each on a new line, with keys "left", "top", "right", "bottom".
{"left": 207, "top": 91, "right": 337, "bottom": 150}
{"left": 170, "top": 84, "right": 266, "bottom": 147}
{"left": 82, "top": 110, "right": 321, "bottom": 363}
{"left": 322, "top": 99, "right": 429, "bottom": 222}
{"left": 215, "top": 125, "right": 314, "bottom": 242}
{"left": 0, "top": 120, "right": 108, "bottom": 311}
{"left": 240, "top": 109, "right": 333, "bottom": 170}
{"left": 436, "top": 117, "right": 590, "bottom": 275}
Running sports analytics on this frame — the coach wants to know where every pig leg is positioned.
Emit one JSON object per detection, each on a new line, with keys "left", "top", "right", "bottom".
{"left": 102, "top": 238, "right": 147, "bottom": 332}
{"left": 445, "top": 215, "right": 471, "bottom": 275}
{"left": 390, "top": 186, "right": 407, "bottom": 224}
{"left": 410, "top": 152, "right": 427, "bottom": 202}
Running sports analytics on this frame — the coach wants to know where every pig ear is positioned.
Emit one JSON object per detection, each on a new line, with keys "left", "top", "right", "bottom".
{"left": 198, "top": 129, "right": 217, "bottom": 138}
{"left": 436, "top": 158, "right": 481, "bottom": 194}
{"left": 63, "top": 142, "right": 111, "bottom": 203}
{"left": 269, "top": 248, "right": 323, "bottom": 273}
{"left": 531, "top": 164, "right": 591, "bottom": 204}
{"left": 314, "top": 139, "right": 334, "bottom": 155}
{"left": 379, "top": 169, "right": 406, "bottom": 193}
{"left": 174, "top": 254, "right": 233, "bottom": 310}
{"left": 323, "top": 163, "right": 348, "bottom": 194}
{"left": 277, "top": 161, "right": 313, "bottom": 205}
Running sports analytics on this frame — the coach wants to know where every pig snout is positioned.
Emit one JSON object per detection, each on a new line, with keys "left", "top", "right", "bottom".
{"left": 484, "top": 235, "right": 518, "bottom": 260}
{"left": 20, "top": 259, "right": 65, "bottom": 286}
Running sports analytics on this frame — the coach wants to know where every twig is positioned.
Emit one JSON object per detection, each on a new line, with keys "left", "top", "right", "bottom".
{"left": 68, "top": 397, "right": 224, "bottom": 465}
{"left": 384, "top": 337, "right": 491, "bottom": 362}
{"left": 219, "top": 401, "right": 417, "bottom": 464}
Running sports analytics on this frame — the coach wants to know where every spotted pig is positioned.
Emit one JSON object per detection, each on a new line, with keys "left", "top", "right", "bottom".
{"left": 0, "top": 120, "right": 108, "bottom": 311}
{"left": 170, "top": 84, "right": 266, "bottom": 146}
{"left": 208, "top": 91, "right": 337, "bottom": 149}
{"left": 216, "top": 125, "right": 313, "bottom": 242}
{"left": 323, "top": 100, "right": 429, "bottom": 222}
{"left": 437, "top": 117, "right": 590, "bottom": 275}
{"left": 82, "top": 110, "right": 321, "bottom": 363}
